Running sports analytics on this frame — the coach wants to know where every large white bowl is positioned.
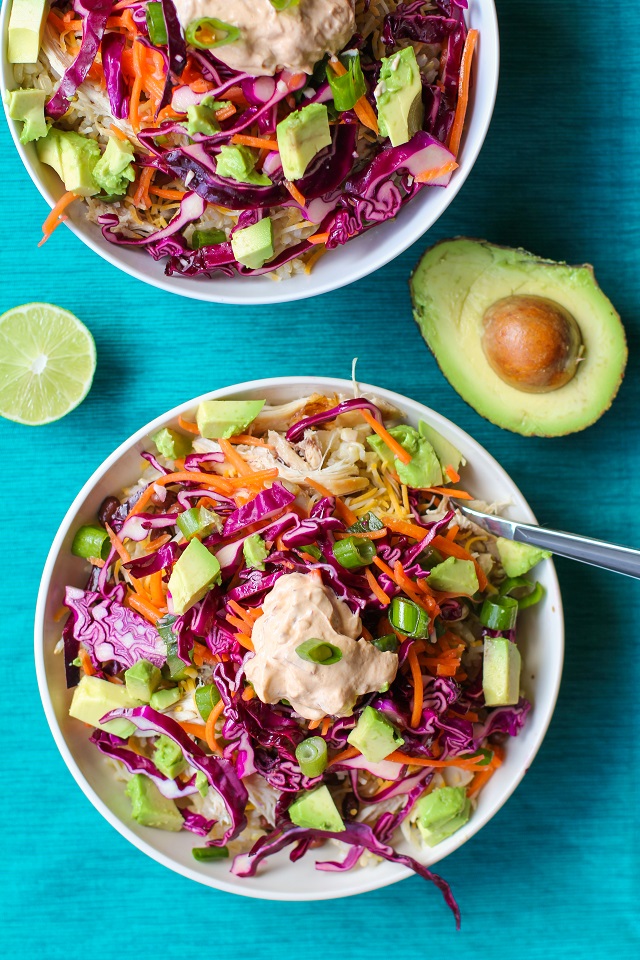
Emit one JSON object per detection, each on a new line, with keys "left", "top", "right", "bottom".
{"left": 35, "top": 377, "right": 563, "bottom": 901}
{"left": 3, "top": 1, "right": 499, "bottom": 304}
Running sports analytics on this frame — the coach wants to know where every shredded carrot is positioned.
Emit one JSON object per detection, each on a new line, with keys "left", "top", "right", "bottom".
{"left": 329, "top": 58, "right": 378, "bottom": 133}
{"left": 38, "top": 191, "right": 79, "bottom": 247}
{"left": 125, "top": 592, "right": 162, "bottom": 624}
{"left": 89, "top": 556, "right": 106, "bottom": 568}
{"left": 448, "top": 28, "right": 479, "bottom": 157}
{"left": 179, "top": 721, "right": 207, "bottom": 740}
{"left": 328, "top": 746, "right": 361, "bottom": 767}
{"left": 386, "top": 750, "right": 489, "bottom": 770}
{"left": 304, "top": 477, "right": 357, "bottom": 525}
{"left": 406, "top": 645, "right": 424, "bottom": 728}
{"left": 334, "top": 528, "right": 387, "bottom": 541}
{"left": 446, "top": 524, "right": 460, "bottom": 541}
{"left": 382, "top": 516, "right": 429, "bottom": 541}
{"left": 228, "top": 599, "right": 262, "bottom": 627}
{"left": 53, "top": 606, "right": 68, "bottom": 623}
{"left": 218, "top": 438, "right": 254, "bottom": 477}
{"left": 192, "top": 641, "right": 219, "bottom": 667}
{"left": 231, "top": 134, "right": 279, "bottom": 150}
{"left": 364, "top": 567, "right": 391, "bottom": 606}
{"left": 426, "top": 486, "right": 474, "bottom": 500}
{"left": 109, "top": 123, "right": 129, "bottom": 142}
{"left": 242, "top": 685, "right": 256, "bottom": 701}
{"left": 305, "top": 244, "right": 328, "bottom": 273}
{"left": 149, "top": 187, "right": 186, "bottom": 202}
{"left": 431, "top": 535, "right": 488, "bottom": 592}
{"left": 148, "top": 570, "right": 165, "bottom": 608}
{"left": 106, "top": 674, "right": 124, "bottom": 685}
{"left": 127, "top": 471, "right": 236, "bottom": 517}
{"left": 307, "top": 232, "right": 329, "bottom": 245}
{"left": 394, "top": 560, "right": 439, "bottom": 615}
{"left": 105, "top": 523, "right": 131, "bottom": 563}
{"left": 178, "top": 415, "right": 200, "bottom": 434}
{"left": 215, "top": 103, "right": 236, "bottom": 121}
{"left": 205, "top": 699, "right": 225, "bottom": 754}
{"left": 79, "top": 648, "right": 95, "bottom": 677}
{"left": 445, "top": 465, "right": 461, "bottom": 483}
{"left": 308, "top": 717, "right": 323, "bottom": 730}
{"left": 226, "top": 614, "right": 248, "bottom": 633}
{"left": 228, "top": 435, "right": 274, "bottom": 449}
{"left": 283, "top": 180, "right": 307, "bottom": 207}
{"left": 360, "top": 409, "right": 412, "bottom": 465}
{"left": 235, "top": 633, "right": 255, "bottom": 652}
{"left": 321, "top": 717, "right": 331, "bottom": 737}
{"left": 414, "top": 160, "right": 459, "bottom": 184}
{"left": 129, "top": 40, "right": 143, "bottom": 132}
{"left": 133, "top": 166, "right": 155, "bottom": 210}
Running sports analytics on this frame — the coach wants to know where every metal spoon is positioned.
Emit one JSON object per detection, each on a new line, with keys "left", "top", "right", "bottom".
{"left": 457, "top": 502, "right": 640, "bottom": 580}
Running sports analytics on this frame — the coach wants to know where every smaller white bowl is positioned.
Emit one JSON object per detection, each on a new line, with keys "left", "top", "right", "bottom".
{"left": 2, "top": 1, "right": 499, "bottom": 304}
{"left": 35, "top": 377, "right": 563, "bottom": 902}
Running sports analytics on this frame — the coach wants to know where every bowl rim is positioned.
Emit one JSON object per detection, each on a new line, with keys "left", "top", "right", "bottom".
{"left": 2, "top": 1, "right": 500, "bottom": 305}
{"left": 34, "top": 376, "right": 564, "bottom": 900}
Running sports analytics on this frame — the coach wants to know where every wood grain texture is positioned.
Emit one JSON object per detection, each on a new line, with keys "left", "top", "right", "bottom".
{"left": 0, "top": 1, "right": 638, "bottom": 955}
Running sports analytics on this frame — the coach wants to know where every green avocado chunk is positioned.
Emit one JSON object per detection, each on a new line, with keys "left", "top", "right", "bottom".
{"left": 168, "top": 538, "right": 221, "bottom": 616}
{"left": 196, "top": 399, "right": 265, "bottom": 438}
{"left": 367, "top": 424, "right": 443, "bottom": 488}
{"left": 347, "top": 705, "right": 404, "bottom": 763}
{"left": 277, "top": 102, "right": 331, "bottom": 181}
{"left": 243, "top": 533, "right": 268, "bottom": 570}
{"left": 125, "top": 773, "right": 184, "bottom": 831}
{"left": 7, "top": 88, "right": 47, "bottom": 143}
{"left": 93, "top": 136, "right": 135, "bottom": 196}
{"left": 496, "top": 538, "right": 551, "bottom": 577}
{"left": 375, "top": 46, "right": 424, "bottom": 147}
{"left": 124, "top": 659, "right": 162, "bottom": 703}
{"left": 428, "top": 556, "right": 479, "bottom": 594}
{"left": 289, "top": 785, "right": 345, "bottom": 833}
{"left": 36, "top": 127, "right": 101, "bottom": 196}
{"left": 187, "top": 97, "right": 222, "bottom": 137}
{"left": 483, "top": 636, "right": 521, "bottom": 706}
{"left": 8, "top": 0, "right": 48, "bottom": 63}
{"left": 152, "top": 427, "right": 192, "bottom": 460}
{"left": 415, "top": 786, "right": 471, "bottom": 846}
{"left": 149, "top": 686, "right": 181, "bottom": 711}
{"left": 410, "top": 238, "right": 628, "bottom": 436}
{"left": 418, "top": 421, "right": 466, "bottom": 474}
{"left": 69, "top": 675, "right": 142, "bottom": 738}
{"left": 231, "top": 218, "right": 274, "bottom": 269}
{"left": 153, "top": 735, "right": 187, "bottom": 779}
{"left": 216, "top": 144, "right": 272, "bottom": 186}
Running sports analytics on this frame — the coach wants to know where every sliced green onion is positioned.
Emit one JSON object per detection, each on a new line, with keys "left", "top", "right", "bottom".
{"left": 327, "top": 52, "right": 366, "bottom": 112}
{"left": 145, "top": 1, "right": 168, "bottom": 45}
{"left": 177, "top": 506, "right": 221, "bottom": 540}
{"left": 388, "top": 596, "right": 429, "bottom": 638}
{"left": 295, "top": 736, "right": 328, "bottom": 777}
{"left": 190, "top": 227, "right": 227, "bottom": 250}
{"left": 332, "top": 536, "right": 376, "bottom": 569}
{"left": 185, "top": 17, "right": 240, "bottom": 49}
{"left": 479, "top": 595, "right": 518, "bottom": 631}
{"left": 298, "top": 543, "right": 322, "bottom": 560}
{"left": 499, "top": 576, "right": 545, "bottom": 610}
{"left": 71, "top": 524, "right": 111, "bottom": 561}
{"left": 460, "top": 748, "right": 493, "bottom": 767}
{"left": 156, "top": 614, "right": 179, "bottom": 646}
{"left": 371, "top": 633, "right": 399, "bottom": 653}
{"left": 195, "top": 683, "right": 221, "bottom": 721}
{"left": 192, "top": 846, "right": 229, "bottom": 861}
{"left": 96, "top": 192, "right": 125, "bottom": 203}
{"left": 296, "top": 638, "right": 343, "bottom": 665}
{"left": 517, "top": 581, "right": 545, "bottom": 609}
{"left": 347, "top": 511, "right": 384, "bottom": 534}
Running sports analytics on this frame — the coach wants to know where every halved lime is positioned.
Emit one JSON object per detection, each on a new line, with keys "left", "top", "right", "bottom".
{"left": 0, "top": 303, "right": 96, "bottom": 425}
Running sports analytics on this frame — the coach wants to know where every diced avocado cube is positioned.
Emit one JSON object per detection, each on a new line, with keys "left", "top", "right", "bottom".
{"left": 125, "top": 773, "right": 184, "bottom": 831}
{"left": 418, "top": 421, "right": 466, "bottom": 474}
{"left": 149, "top": 686, "right": 182, "bottom": 711}
{"left": 347, "top": 705, "right": 404, "bottom": 763}
{"left": 243, "top": 533, "right": 268, "bottom": 570}
{"left": 7, "top": 88, "right": 47, "bottom": 143}
{"left": 231, "top": 218, "right": 274, "bottom": 270}
{"left": 195, "top": 770, "right": 209, "bottom": 797}
{"left": 216, "top": 144, "right": 272, "bottom": 186}
{"left": 187, "top": 97, "right": 221, "bottom": 137}
{"left": 483, "top": 636, "right": 521, "bottom": 706}
{"left": 428, "top": 556, "right": 479, "bottom": 594}
{"left": 152, "top": 427, "right": 192, "bottom": 460}
{"left": 124, "top": 659, "right": 162, "bottom": 703}
{"left": 276, "top": 102, "right": 332, "bottom": 180}
{"left": 414, "top": 786, "right": 471, "bottom": 846}
{"left": 375, "top": 46, "right": 424, "bottom": 147}
{"left": 367, "top": 424, "right": 443, "bottom": 488}
{"left": 496, "top": 539, "right": 552, "bottom": 578}
{"left": 69, "top": 674, "right": 142, "bottom": 738}
{"left": 36, "top": 127, "right": 101, "bottom": 197}
{"left": 8, "top": 0, "right": 48, "bottom": 63}
{"left": 289, "top": 785, "right": 345, "bottom": 833}
{"left": 176, "top": 506, "right": 222, "bottom": 541}
{"left": 168, "top": 538, "right": 221, "bottom": 616}
{"left": 195, "top": 399, "right": 265, "bottom": 439}
{"left": 152, "top": 735, "right": 186, "bottom": 780}
{"left": 93, "top": 136, "right": 135, "bottom": 196}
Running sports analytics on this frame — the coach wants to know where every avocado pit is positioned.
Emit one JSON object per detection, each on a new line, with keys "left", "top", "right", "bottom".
{"left": 481, "top": 295, "right": 583, "bottom": 393}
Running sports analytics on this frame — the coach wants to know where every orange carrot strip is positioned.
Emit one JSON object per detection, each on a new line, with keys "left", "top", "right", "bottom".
{"left": 129, "top": 40, "right": 143, "bottom": 132}
{"left": 148, "top": 570, "right": 165, "bottom": 607}
{"left": 105, "top": 523, "right": 131, "bottom": 563}
{"left": 205, "top": 699, "right": 225, "bottom": 754}
{"left": 283, "top": 180, "right": 307, "bottom": 207}
{"left": 89, "top": 556, "right": 106, "bottom": 568}
{"left": 109, "top": 123, "right": 129, "bottom": 141}
{"left": 394, "top": 560, "right": 439, "bottom": 615}
{"left": 448, "top": 29, "right": 479, "bottom": 157}
{"left": 192, "top": 641, "right": 219, "bottom": 666}
{"left": 235, "top": 633, "right": 255, "bottom": 652}
{"left": 445, "top": 465, "right": 461, "bottom": 483}
{"left": 149, "top": 187, "right": 186, "bottom": 201}
{"left": 425, "top": 486, "right": 474, "bottom": 500}
{"left": 53, "top": 606, "right": 68, "bottom": 622}
{"left": 321, "top": 717, "right": 331, "bottom": 737}
{"left": 446, "top": 524, "right": 460, "bottom": 541}
{"left": 215, "top": 104, "right": 236, "bottom": 121}
{"left": 125, "top": 592, "right": 162, "bottom": 624}
{"left": 231, "top": 134, "right": 279, "bottom": 150}
{"left": 328, "top": 746, "right": 361, "bottom": 767}
{"left": 242, "top": 685, "right": 256, "bottom": 701}
{"left": 133, "top": 166, "right": 155, "bottom": 210}
{"left": 307, "top": 232, "right": 329, "bottom": 245}
{"left": 407, "top": 645, "right": 424, "bottom": 728}
{"left": 178, "top": 415, "right": 200, "bottom": 434}
{"left": 179, "top": 721, "right": 208, "bottom": 740}
{"left": 227, "top": 435, "right": 274, "bottom": 449}
{"left": 79, "top": 648, "right": 95, "bottom": 676}
{"left": 360, "top": 408, "right": 412, "bottom": 465}
{"left": 334, "top": 528, "right": 387, "bottom": 541}
{"left": 415, "top": 160, "right": 459, "bottom": 184}
{"left": 364, "top": 567, "right": 391, "bottom": 606}
{"left": 304, "top": 477, "right": 357, "bottom": 525}
{"left": 329, "top": 58, "right": 378, "bottom": 133}
{"left": 382, "top": 516, "right": 429, "bottom": 541}
{"left": 308, "top": 717, "right": 323, "bottom": 730}
{"left": 218, "top": 438, "right": 254, "bottom": 477}
{"left": 127, "top": 471, "right": 237, "bottom": 517}
{"left": 386, "top": 751, "right": 488, "bottom": 770}
{"left": 38, "top": 191, "right": 79, "bottom": 247}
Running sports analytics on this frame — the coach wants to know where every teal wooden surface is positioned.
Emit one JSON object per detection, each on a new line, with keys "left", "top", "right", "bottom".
{"left": 1, "top": 0, "right": 638, "bottom": 955}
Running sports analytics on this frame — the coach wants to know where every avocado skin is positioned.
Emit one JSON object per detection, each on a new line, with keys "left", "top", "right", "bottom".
{"left": 410, "top": 238, "right": 627, "bottom": 437}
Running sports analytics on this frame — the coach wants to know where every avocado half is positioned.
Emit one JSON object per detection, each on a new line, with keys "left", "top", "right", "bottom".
{"left": 410, "top": 239, "right": 627, "bottom": 436}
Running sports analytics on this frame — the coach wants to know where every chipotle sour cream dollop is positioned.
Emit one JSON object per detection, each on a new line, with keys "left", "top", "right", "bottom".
{"left": 172, "top": 0, "right": 356, "bottom": 77}
{"left": 244, "top": 572, "right": 398, "bottom": 721}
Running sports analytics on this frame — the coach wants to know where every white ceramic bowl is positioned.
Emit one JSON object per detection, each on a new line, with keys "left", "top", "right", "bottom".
{"left": 3, "top": 2, "right": 499, "bottom": 305}
{"left": 35, "top": 377, "right": 563, "bottom": 901}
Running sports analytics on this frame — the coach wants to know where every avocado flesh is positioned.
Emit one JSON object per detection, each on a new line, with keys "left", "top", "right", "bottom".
{"left": 411, "top": 239, "right": 627, "bottom": 436}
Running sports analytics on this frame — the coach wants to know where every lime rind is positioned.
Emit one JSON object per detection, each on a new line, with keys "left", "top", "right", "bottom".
{"left": 0, "top": 302, "right": 96, "bottom": 425}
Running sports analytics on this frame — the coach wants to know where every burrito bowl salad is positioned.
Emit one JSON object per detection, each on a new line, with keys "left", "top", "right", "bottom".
{"left": 58, "top": 392, "right": 550, "bottom": 922}
{"left": 7, "top": 0, "right": 477, "bottom": 280}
